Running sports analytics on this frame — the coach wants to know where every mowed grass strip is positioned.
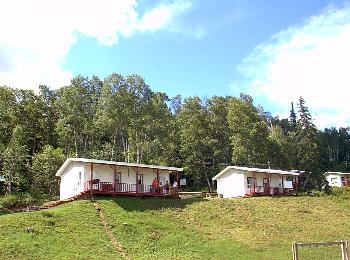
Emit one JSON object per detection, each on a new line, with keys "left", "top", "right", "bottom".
{"left": 0, "top": 200, "right": 122, "bottom": 259}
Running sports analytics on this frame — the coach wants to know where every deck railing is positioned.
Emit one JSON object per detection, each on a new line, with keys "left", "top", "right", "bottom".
{"left": 84, "top": 181, "right": 156, "bottom": 194}
{"left": 245, "top": 185, "right": 283, "bottom": 196}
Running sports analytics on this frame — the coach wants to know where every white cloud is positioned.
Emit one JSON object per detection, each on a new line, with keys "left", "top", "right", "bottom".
{"left": 136, "top": 1, "right": 191, "bottom": 32}
{"left": 237, "top": 4, "right": 350, "bottom": 129}
{"left": 0, "top": 0, "right": 192, "bottom": 90}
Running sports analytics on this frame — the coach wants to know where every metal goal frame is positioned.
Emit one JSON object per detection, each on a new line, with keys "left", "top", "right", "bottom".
{"left": 292, "top": 241, "right": 349, "bottom": 260}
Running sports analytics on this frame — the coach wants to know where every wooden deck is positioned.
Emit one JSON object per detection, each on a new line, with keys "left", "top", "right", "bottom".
{"left": 84, "top": 181, "right": 179, "bottom": 197}
{"left": 245, "top": 185, "right": 296, "bottom": 197}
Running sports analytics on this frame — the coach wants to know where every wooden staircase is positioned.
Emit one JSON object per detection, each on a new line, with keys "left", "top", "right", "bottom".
{"left": 40, "top": 191, "right": 90, "bottom": 209}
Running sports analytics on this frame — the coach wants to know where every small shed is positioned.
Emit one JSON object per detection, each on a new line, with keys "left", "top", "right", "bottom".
{"left": 212, "top": 166, "right": 300, "bottom": 198}
{"left": 325, "top": 172, "right": 350, "bottom": 187}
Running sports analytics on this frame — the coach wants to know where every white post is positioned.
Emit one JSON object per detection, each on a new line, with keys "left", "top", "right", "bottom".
{"left": 341, "top": 240, "right": 349, "bottom": 260}
{"left": 292, "top": 242, "right": 298, "bottom": 260}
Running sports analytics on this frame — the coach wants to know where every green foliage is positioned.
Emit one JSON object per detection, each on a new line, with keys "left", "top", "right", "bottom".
{"left": 318, "top": 127, "right": 350, "bottom": 172}
{"left": 55, "top": 75, "right": 97, "bottom": 157}
{"left": 2, "top": 125, "right": 30, "bottom": 193}
{"left": 291, "top": 97, "right": 324, "bottom": 190}
{"left": 0, "top": 193, "right": 36, "bottom": 213}
{"left": 330, "top": 186, "right": 350, "bottom": 196}
{"left": 227, "top": 96, "right": 272, "bottom": 166}
{"left": 267, "top": 126, "right": 292, "bottom": 168}
{"left": 31, "top": 145, "right": 65, "bottom": 196}
{"left": 1, "top": 75, "right": 350, "bottom": 195}
{"left": 177, "top": 97, "right": 210, "bottom": 187}
{"left": 177, "top": 96, "right": 232, "bottom": 189}
{"left": 0, "top": 86, "right": 17, "bottom": 147}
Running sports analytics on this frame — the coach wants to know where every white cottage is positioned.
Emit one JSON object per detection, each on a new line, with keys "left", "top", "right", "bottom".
{"left": 325, "top": 172, "right": 350, "bottom": 187}
{"left": 56, "top": 158, "right": 183, "bottom": 200}
{"left": 212, "top": 166, "right": 300, "bottom": 198}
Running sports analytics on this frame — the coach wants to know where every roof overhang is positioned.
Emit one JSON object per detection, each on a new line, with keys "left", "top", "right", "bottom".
{"left": 212, "top": 166, "right": 300, "bottom": 180}
{"left": 325, "top": 171, "right": 350, "bottom": 176}
{"left": 56, "top": 158, "right": 183, "bottom": 177}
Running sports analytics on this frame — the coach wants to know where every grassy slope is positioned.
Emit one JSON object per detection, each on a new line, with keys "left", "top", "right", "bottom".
{"left": 0, "top": 200, "right": 121, "bottom": 259}
{"left": 1, "top": 195, "right": 349, "bottom": 259}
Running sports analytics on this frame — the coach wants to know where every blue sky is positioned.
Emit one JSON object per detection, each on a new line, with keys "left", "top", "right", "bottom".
{"left": 1, "top": 0, "right": 350, "bottom": 129}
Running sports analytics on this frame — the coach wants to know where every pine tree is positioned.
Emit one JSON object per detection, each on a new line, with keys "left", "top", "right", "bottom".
{"left": 294, "top": 97, "right": 325, "bottom": 190}
{"left": 289, "top": 102, "right": 297, "bottom": 131}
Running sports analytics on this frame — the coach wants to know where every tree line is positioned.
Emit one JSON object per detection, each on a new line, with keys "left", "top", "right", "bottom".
{"left": 0, "top": 73, "right": 349, "bottom": 196}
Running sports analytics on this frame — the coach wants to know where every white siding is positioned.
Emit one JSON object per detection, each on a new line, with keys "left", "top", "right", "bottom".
{"left": 216, "top": 170, "right": 245, "bottom": 198}
{"left": 326, "top": 174, "right": 342, "bottom": 187}
{"left": 60, "top": 161, "right": 84, "bottom": 200}
{"left": 271, "top": 174, "right": 282, "bottom": 188}
{"left": 216, "top": 170, "right": 290, "bottom": 198}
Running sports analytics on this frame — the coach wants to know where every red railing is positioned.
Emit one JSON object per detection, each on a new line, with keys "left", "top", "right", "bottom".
{"left": 245, "top": 185, "right": 282, "bottom": 196}
{"left": 341, "top": 176, "right": 350, "bottom": 187}
{"left": 84, "top": 181, "right": 154, "bottom": 194}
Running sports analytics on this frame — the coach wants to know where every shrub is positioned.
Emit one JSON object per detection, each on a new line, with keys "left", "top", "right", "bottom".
{"left": 0, "top": 193, "right": 36, "bottom": 210}
{"left": 330, "top": 187, "right": 350, "bottom": 197}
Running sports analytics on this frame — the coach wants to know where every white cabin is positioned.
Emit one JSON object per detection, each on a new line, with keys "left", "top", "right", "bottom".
{"left": 56, "top": 158, "right": 183, "bottom": 200}
{"left": 325, "top": 172, "right": 350, "bottom": 187}
{"left": 212, "top": 166, "right": 300, "bottom": 198}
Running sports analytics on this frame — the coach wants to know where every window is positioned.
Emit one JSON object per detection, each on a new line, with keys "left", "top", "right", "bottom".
{"left": 247, "top": 177, "right": 253, "bottom": 187}
{"left": 78, "top": 172, "right": 82, "bottom": 186}
{"left": 160, "top": 176, "right": 166, "bottom": 186}
{"left": 114, "top": 172, "right": 121, "bottom": 183}
{"left": 263, "top": 178, "right": 268, "bottom": 187}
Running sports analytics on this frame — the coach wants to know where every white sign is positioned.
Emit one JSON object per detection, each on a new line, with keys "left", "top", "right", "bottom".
{"left": 180, "top": 178, "right": 186, "bottom": 186}
{"left": 283, "top": 180, "right": 293, "bottom": 189}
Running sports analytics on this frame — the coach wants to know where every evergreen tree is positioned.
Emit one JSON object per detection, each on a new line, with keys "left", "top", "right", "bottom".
{"left": 294, "top": 97, "right": 324, "bottom": 190}
{"left": 289, "top": 102, "right": 297, "bottom": 131}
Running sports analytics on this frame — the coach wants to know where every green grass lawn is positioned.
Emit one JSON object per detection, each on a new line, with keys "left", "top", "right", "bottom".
{"left": 1, "top": 193, "right": 349, "bottom": 259}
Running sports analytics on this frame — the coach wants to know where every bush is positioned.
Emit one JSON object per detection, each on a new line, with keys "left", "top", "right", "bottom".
{"left": 308, "top": 190, "right": 328, "bottom": 197}
{"left": 0, "top": 193, "right": 36, "bottom": 210}
{"left": 330, "top": 187, "right": 350, "bottom": 197}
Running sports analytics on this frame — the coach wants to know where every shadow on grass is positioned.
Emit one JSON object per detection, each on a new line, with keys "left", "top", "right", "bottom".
{"left": 0, "top": 210, "right": 11, "bottom": 216}
{"left": 96, "top": 196, "right": 205, "bottom": 212}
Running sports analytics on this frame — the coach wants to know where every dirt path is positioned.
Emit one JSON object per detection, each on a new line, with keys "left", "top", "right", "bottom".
{"left": 92, "top": 200, "right": 129, "bottom": 260}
